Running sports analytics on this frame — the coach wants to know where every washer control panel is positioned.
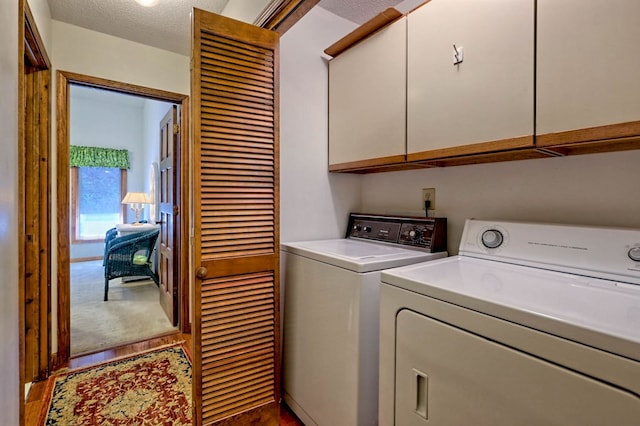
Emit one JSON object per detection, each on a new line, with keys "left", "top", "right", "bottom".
{"left": 347, "top": 213, "right": 447, "bottom": 253}
{"left": 481, "top": 229, "right": 504, "bottom": 249}
{"left": 350, "top": 220, "right": 401, "bottom": 243}
{"left": 460, "top": 219, "right": 640, "bottom": 286}
{"left": 628, "top": 246, "right": 640, "bottom": 262}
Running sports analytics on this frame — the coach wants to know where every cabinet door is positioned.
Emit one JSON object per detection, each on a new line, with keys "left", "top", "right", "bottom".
{"left": 329, "top": 18, "right": 406, "bottom": 168}
{"left": 407, "top": 0, "right": 534, "bottom": 161}
{"left": 537, "top": 0, "right": 640, "bottom": 146}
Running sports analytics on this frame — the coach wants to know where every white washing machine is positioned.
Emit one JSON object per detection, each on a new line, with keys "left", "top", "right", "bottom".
{"left": 282, "top": 213, "right": 448, "bottom": 426}
{"left": 380, "top": 219, "right": 640, "bottom": 426}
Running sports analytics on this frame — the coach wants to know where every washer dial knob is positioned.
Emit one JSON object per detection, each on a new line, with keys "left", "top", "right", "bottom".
{"left": 409, "top": 229, "right": 421, "bottom": 240}
{"left": 481, "top": 229, "right": 504, "bottom": 249}
{"left": 628, "top": 246, "right": 640, "bottom": 262}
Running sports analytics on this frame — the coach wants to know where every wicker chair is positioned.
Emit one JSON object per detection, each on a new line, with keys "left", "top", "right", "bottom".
{"left": 103, "top": 227, "right": 119, "bottom": 266}
{"left": 103, "top": 229, "right": 160, "bottom": 301}
{"left": 103, "top": 221, "right": 149, "bottom": 265}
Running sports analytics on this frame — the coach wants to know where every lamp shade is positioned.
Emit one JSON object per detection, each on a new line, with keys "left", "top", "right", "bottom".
{"left": 122, "top": 192, "right": 151, "bottom": 205}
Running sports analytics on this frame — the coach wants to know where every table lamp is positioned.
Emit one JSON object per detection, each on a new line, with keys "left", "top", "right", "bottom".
{"left": 121, "top": 192, "right": 151, "bottom": 224}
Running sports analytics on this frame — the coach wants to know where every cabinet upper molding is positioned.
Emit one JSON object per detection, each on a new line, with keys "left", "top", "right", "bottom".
{"left": 324, "top": 8, "right": 403, "bottom": 58}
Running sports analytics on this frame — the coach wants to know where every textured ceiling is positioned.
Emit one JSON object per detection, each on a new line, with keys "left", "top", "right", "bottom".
{"left": 47, "top": 0, "right": 269, "bottom": 56}
{"left": 47, "top": 0, "right": 411, "bottom": 56}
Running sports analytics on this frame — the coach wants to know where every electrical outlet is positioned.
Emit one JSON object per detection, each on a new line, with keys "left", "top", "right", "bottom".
{"left": 422, "top": 188, "right": 436, "bottom": 210}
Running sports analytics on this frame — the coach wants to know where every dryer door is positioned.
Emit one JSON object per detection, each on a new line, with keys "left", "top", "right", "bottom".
{"left": 395, "top": 309, "right": 639, "bottom": 426}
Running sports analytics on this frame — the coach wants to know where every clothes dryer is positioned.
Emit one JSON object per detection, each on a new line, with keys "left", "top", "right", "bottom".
{"left": 380, "top": 219, "right": 640, "bottom": 425}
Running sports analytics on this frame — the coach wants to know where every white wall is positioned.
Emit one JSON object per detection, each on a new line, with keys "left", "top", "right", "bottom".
{"left": 69, "top": 88, "right": 149, "bottom": 259}
{"left": 361, "top": 151, "right": 640, "bottom": 255}
{"left": 221, "top": 0, "right": 271, "bottom": 24}
{"left": 51, "top": 20, "right": 189, "bottom": 256}
{"left": 396, "top": 0, "right": 431, "bottom": 15}
{"left": 52, "top": 21, "right": 189, "bottom": 95}
{"left": 52, "top": 20, "right": 189, "bottom": 251}
{"left": 26, "top": 0, "right": 52, "bottom": 55}
{"left": 0, "top": 1, "right": 20, "bottom": 423}
{"left": 280, "top": 7, "right": 362, "bottom": 242}
{"left": 69, "top": 91, "right": 173, "bottom": 259}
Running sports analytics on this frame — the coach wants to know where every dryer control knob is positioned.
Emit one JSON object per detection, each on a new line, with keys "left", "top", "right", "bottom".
{"left": 363, "top": 226, "right": 372, "bottom": 233}
{"left": 409, "top": 229, "right": 421, "bottom": 240}
{"left": 628, "top": 246, "right": 640, "bottom": 262}
{"left": 481, "top": 229, "right": 504, "bottom": 249}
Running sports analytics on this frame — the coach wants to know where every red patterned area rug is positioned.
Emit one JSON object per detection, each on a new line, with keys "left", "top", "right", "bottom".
{"left": 40, "top": 343, "right": 192, "bottom": 425}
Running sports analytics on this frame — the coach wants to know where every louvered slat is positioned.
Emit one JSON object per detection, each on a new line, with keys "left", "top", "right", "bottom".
{"left": 194, "top": 10, "right": 279, "bottom": 425}
{"left": 198, "top": 33, "right": 277, "bottom": 258}
{"left": 199, "top": 271, "right": 276, "bottom": 422}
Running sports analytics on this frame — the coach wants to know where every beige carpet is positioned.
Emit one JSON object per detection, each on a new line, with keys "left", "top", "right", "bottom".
{"left": 70, "top": 260, "right": 177, "bottom": 355}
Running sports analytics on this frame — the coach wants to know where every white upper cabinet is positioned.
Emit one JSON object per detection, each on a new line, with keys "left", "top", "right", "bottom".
{"left": 407, "top": 0, "right": 534, "bottom": 160}
{"left": 329, "top": 17, "right": 407, "bottom": 168}
{"left": 537, "top": 0, "right": 640, "bottom": 142}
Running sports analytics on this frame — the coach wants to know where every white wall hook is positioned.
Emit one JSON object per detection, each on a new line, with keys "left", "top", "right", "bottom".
{"left": 453, "top": 44, "right": 464, "bottom": 65}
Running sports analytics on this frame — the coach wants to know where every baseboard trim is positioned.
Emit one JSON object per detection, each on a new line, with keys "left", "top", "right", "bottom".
{"left": 70, "top": 256, "right": 102, "bottom": 263}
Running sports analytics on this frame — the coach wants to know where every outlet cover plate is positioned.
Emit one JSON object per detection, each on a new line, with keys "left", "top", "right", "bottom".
{"left": 422, "top": 188, "right": 436, "bottom": 210}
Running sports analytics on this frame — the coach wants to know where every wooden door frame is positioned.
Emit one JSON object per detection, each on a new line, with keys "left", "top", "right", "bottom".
{"left": 54, "top": 71, "right": 190, "bottom": 369}
{"left": 19, "top": 0, "right": 51, "bottom": 419}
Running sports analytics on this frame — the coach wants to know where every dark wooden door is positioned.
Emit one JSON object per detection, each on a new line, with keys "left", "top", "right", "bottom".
{"left": 192, "top": 8, "right": 280, "bottom": 425}
{"left": 159, "top": 105, "right": 178, "bottom": 325}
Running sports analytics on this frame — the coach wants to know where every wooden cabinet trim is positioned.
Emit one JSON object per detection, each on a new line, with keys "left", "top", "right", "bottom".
{"left": 418, "top": 148, "right": 555, "bottom": 168}
{"left": 324, "top": 8, "right": 403, "bottom": 58}
{"left": 407, "top": 135, "right": 534, "bottom": 162}
{"left": 536, "top": 120, "right": 640, "bottom": 147}
{"left": 329, "top": 148, "right": 555, "bottom": 174}
{"left": 542, "top": 136, "right": 640, "bottom": 157}
{"left": 328, "top": 154, "right": 407, "bottom": 172}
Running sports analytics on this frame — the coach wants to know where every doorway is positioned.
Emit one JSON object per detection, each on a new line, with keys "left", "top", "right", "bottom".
{"left": 55, "top": 71, "right": 190, "bottom": 369}
{"left": 67, "top": 85, "right": 176, "bottom": 355}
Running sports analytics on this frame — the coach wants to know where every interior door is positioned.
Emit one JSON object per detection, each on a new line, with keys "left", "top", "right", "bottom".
{"left": 158, "top": 105, "right": 178, "bottom": 325}
{"left": 192, "top": 8, "right": 280, "bottom": 425}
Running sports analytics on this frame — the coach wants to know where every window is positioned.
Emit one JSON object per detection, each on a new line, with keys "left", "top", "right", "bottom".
{"left": 71, "top": 167, "right": 127, "bottom": 242}
{"left": 70, "top": 145, "right": 130, "bottom": 243}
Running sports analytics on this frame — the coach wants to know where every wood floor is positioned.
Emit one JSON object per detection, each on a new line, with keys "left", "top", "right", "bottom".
{"left": 25, "top": 332, "right": 303, "bottom": 425}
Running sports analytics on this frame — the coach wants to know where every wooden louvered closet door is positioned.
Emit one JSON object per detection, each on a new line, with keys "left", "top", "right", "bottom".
{"left": 191, "top": 8, "right": 280, "bottom": 426}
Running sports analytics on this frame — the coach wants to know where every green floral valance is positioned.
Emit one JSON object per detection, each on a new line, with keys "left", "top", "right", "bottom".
{"left": 70, "top": 145, "right": 130, "bottom": 169}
